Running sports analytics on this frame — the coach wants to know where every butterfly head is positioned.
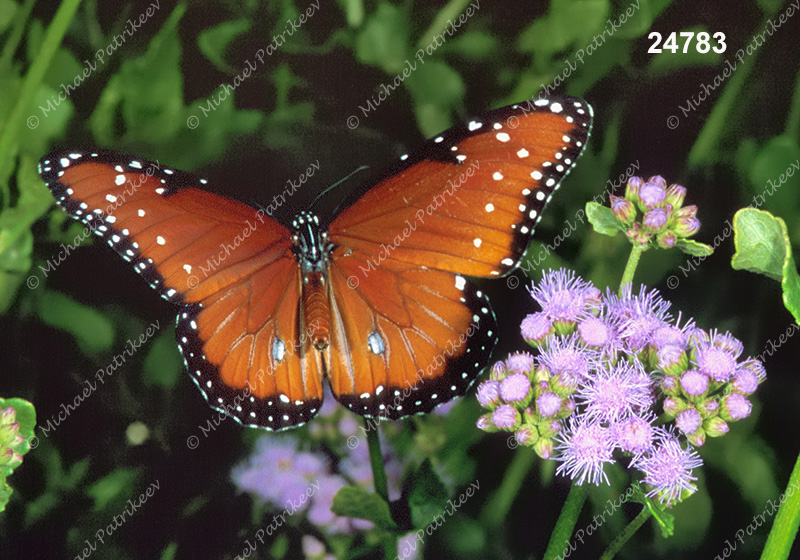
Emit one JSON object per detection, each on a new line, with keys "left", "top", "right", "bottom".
{"left": 292, "top": 211, "right": 333, "bottom": 275}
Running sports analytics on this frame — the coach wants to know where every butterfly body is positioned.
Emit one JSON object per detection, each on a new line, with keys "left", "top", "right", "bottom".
{"left": 39, "top": 96, "right": 592, "bottom": 431}
{"left": 291, "top": 211, "right": 334, "bottom": 350}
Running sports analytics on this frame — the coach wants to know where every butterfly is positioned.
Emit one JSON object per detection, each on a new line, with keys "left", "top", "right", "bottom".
{"left": 38, "top": 96, "right": 592, "bottom": 431}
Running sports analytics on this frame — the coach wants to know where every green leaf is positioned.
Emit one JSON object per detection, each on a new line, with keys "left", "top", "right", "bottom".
{"left": 0, "top": 0, "right": 17, "bottom": 34}
{"left": 87, "top": 468, "right": 141, "bottom": 512}
{"left": 35, "top": 290, "right": 115, "bottom": 355}
{"left": 783, "top": 254, "right": 800, "bottom": 325}
{"left": 331, "top": 485, "right": 397, "bottom": 529}
{"left": 0, "top": 155, "right": 55, "bottom": 311}
{"left": 731, "top": 208, "right": 786, "bottom": 281}
{"left": 143, "top": 329, "right": 182, "bottom": 387}
{"left": 747, "top": 135, "right": 800, "bottom": 216}
{"left": 518, "top": 0, "right": 609, "bottom": 55}
{"left": 90, "top": 5, "right": 186, "bottom": 146}
{"left": 645, "top": 495, "right": 675, "bottom": 538}
{"left": 337, "top": 0, "right": 365, "bottom": 27}
{"left": 628, "top": 484, "right": 675, "bottom": 538}
{"left": 24, "top": 451, "right": 89, "bottom": 524}
{"left": 442, "top": 31, "right": 498, "bottom": 60}
{"left": 406, "top": 61, "right": 465, "bottom": 137}
{"left": 408, "top": 460, "right": 449, "bottom": 529}
{"left": 586, "top": 202, "right": 623, "bottom": 236}
{"left": 159, "top": 542, "right": 179, "bottom": 560}
{"left": 355, "top": 3, "right": 410, "bottom": 74}
{"left": 612, "top": 0, "right": 655, "bottom": 39}
{"left": 197, "top": 20, "right": 251, "bottom": 72}
{"left": 732, "top": 208, "right": 800, "bottom": 323}
{"left": 0, "top": 226, "right": 32, "bottom": 312}
{"left": 17, "top": 153, "right": 53, "bottom": 214}
{"left": 675, "top": 239, "right": 713, "bottom": 257}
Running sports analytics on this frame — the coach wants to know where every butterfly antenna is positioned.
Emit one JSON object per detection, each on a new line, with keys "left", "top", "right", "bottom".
{"left": 309, "top": 165, "right": 370, "bottom": 210}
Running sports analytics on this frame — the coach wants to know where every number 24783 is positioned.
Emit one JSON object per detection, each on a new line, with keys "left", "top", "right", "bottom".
{"left": 648, "top": 31, "right": 726, "bottom": 54}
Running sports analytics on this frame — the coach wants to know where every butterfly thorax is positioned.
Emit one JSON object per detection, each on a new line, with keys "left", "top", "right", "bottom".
{"left": 291, "top": 211, "right": 333, "bottom": 350}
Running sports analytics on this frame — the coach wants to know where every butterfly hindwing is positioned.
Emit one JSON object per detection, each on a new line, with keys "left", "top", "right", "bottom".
{"left": 176, "top": 259, "right": 324, "bottom": 431}
{"left": 325, "top": 254, "right": 496, "bottom": 419}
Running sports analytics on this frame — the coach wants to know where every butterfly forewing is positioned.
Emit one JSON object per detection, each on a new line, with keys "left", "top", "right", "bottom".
{"left": 38, "top": 151, "right": 293, "bottom": 304}
{"left": 39, "top": 150, "right": 321, "bottom": 430}
{"left": 329, "top": 96, "right": 592, "bottom": 278}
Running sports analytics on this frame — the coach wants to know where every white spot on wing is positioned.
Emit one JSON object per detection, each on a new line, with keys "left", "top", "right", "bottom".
{"left": 367, "top": 331, "right": 385, "bottom": 355}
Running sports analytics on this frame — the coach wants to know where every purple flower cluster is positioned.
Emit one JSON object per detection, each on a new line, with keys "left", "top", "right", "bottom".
{"left": 476, "top": 269, "right": 766, "bottom": 506}
{"left": 231, "top": 433, "right": 403, "bottom": 534}
{"left": 610, "top": 175, "right": 700, "bottom": 249}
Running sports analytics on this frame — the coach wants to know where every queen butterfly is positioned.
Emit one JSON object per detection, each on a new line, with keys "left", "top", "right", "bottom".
{"left": 38, "top": 96, "right": 592, "bottom": 431}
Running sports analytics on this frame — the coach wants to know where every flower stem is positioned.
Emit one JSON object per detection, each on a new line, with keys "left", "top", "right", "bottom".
{"left": 760, "top": 447, "right": 800, "bottom": 560}
{"left": 619, "top": 244, "right": 645, "bottom": 294}
{"left": 543, "top": 483, "right": 589, "bottom": 560}
{"left": 365, "top": 420, "right": 397, "bottom": 559}
{"left": 479, "top": 446, "right": 536, "bottom": 528}
{"left": 366, "top": 422, "right": 389, "bottom": 503}
{"left": 599, "top": 507, "right": 651, "bottom": 560}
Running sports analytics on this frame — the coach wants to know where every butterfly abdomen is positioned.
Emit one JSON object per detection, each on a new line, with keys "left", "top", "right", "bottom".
{"left": 302, "top": 272, "right": 331, "bottom": 350}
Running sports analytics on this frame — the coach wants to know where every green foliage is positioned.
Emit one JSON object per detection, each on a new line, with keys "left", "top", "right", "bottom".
{"left": 87, "top": 468, "right": 142, "bottom": 512}
{"left": 675, "top": 239, "right": 714, "bottom": 257}
{"left": 355, "top": 4, "right": 409, "bottom": 74}
{"left": 331, "top": 485, "right": 396, "bottom": 529}
{"left": 587, "top": 201, "right": 623, "bottom": 236}
{"left": 34, "top": 290, "right": 115, "bottom": 355}
{"left": 198, "top": 20, "right": 252, "bottom": 72}
{"left": 143, "top": 329, "right": 182, "bottom": 388}
{"left": 732, "top": 208, "right": 800, "bottom": 323}
{"left": 407, "top": 460, "right": 449, "bottom": 529}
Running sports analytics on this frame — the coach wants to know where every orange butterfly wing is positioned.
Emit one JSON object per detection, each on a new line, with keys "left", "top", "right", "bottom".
{"left": 324, "top": 254, "right": 495, "bottom": 418}
{"left": 329, "top": 98, "right": 592, "bottom": 278}
{"left": 40, "top": 152, "right": 324, "bottom": 429}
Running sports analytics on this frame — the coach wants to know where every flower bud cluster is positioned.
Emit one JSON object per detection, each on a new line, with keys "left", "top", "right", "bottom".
{"left": 610, "top": 176, "right": 700, "bottom": 249}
